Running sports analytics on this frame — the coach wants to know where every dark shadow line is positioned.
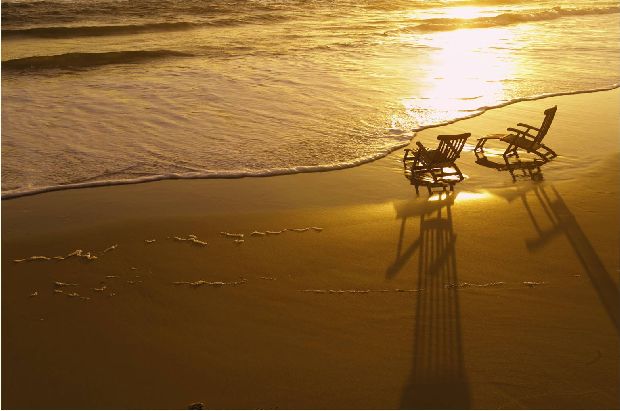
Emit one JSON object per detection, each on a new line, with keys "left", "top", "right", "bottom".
{"left": 525, "top": 186, "right": 620, "bottom": 334}
{"left": 392, "top": 195, "right": 470, "bottom": 409}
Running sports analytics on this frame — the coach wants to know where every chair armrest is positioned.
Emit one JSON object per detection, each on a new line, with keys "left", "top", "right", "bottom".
{"left": 414, "top": 142, "right": 435, "bottom": 164}
{"left": 403, "top": 147, "right": 417, "bottom": 164}
{"left": 507, "top": 127, "right": 536, "bottom": 139}
{"left": 516, "top": 122, "right": 540, "bottom": 131}
{"left": 415, "top": 141, "right": 430, "bottom": 157}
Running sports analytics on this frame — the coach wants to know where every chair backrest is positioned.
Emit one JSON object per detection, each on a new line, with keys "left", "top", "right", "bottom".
{"left": 435, "top": 133, "right": 471, "bottom": 162}
{"left": 535, "top": 106, "right": 557, "bottom": 143}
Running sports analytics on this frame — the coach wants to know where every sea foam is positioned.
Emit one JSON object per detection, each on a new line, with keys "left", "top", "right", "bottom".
{"left": 2, "top": 84, "right": 617, "bottom": 200}
{"left": 2, "top": 0, "right": 619, "bottom": 199}
{"left": 387, "top": 6, "right": 620, "bottom": 34}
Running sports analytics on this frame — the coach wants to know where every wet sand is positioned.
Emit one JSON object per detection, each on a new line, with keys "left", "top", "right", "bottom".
{"left": 2, "top": 89, "right": 619, "bottom": 409}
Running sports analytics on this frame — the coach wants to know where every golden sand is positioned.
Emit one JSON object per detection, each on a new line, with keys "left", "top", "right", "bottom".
{"left": 2, "top": 90, "right": 619, "bottom": 409}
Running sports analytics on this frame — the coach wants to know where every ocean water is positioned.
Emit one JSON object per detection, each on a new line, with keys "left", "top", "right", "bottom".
{"left": 2, "top": 0, "right": 619, "bottom": 198}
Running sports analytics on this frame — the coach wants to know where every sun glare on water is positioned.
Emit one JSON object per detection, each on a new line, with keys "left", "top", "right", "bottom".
{"left": 387, "top": 2, "right": 525, "bottom": 129}
{"left": 407, "top": 5, "right": 486, "bottom": 21}
{"left": 443, "top": 6, "right": 486, "bottom": 19}
{"left": 399, "top": 23, "right": 518, "bottom": 125}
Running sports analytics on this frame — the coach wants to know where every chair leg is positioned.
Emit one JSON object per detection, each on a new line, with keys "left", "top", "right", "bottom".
{"left": 429, "top": 168, "right": 440, "bottom": 183}
{"left": 452, "top": 163, "right": 465, "bottom": 182}
{"left": 508, "top": 168, "right": 517, "bottom": 182}
{"left": 474, "top": 138, "right": 487, "bottom": 152}
{"left": 533, "top": 150, "right": 549, "bottom": 161}
{"left": 403, "top": 148, "right": 415, "bottom": 165}
{"left": 503, "top": 144, "right": 516, "bottom": 159}
{"left": 537, "top": 144, "right": 557, "bottom": 160}
{"left": 408, "top": 150, "right": 426, "bottom": 173}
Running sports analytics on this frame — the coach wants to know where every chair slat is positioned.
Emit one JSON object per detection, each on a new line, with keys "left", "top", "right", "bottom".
{"left": 535, "top": 106, "right": 557, "bottom": 144}
{"left": 436, "top": 133, "right": 470, "bottom": 162}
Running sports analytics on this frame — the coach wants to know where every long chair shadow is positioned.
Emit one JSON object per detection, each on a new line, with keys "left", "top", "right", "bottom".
{"left": 480, "top": 154, "right": 620, "bottom": 334}
{"left": 387, "top": 193, "right": 470, "bottom": 409}
{"left": 521, "top": 185, "right": 620, "bottom": 334}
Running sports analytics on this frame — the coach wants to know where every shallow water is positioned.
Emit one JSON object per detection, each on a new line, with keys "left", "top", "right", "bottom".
{"left": 2, "top": 0, "right": 619, "bottom": 197}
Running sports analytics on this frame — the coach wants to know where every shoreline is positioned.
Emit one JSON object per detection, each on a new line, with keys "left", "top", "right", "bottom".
{"left": 2, "top": 88, "right": 619, "bottom": 409}
{"left": 3, "top": 83, "right": 619, "bottom": 201}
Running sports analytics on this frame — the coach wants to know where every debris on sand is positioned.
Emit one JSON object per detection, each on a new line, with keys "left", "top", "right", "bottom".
{"left": 14, "top": 255, "right": 51, "bottom": 263}
{"left": 67, "top": 249, "right": 98, "bottom": 260}
{"left": 173, "top": 235, "right": 208, "bottom": 246}
{"left": 54, "top": 281, "right": 78, "bottom": 287}
{"left": 102, "top": 244, "right": 118, "bottom": 253}
{"left": 299, "top": 288, "right": 422, "bottom": 294}
{"left": 220, "top": 232, "right": 244, "bottom": 239}
{"left": 445, "top": 282, "right": 505, "bottom": 289}
{"left": 15, "top": 248, "right": 101, "bottom": 263}
{"left": 523, "top": 281, "right": 547, "bottom": 288}
{"left": 173, "top": 279, "right": 247, "bottom": 288}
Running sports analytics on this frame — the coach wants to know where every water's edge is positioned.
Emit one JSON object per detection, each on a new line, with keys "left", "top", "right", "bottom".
{"left": 3, "top": 83, "right": 618, "bottom": 200}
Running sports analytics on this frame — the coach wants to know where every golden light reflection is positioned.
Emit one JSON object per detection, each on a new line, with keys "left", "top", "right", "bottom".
{"left": 441, "top": 6, "right": 486, "bottom": 20}
{"left": 427, "top": 192, "right": 454, "bottom": 202}
{"left": 407, "top": 5, "right": 487, "bottom": 21}
{"left": 427, "top": 191, "right": 493, "bottom": 203}
{"left": 454, "top": 191, "right": 492, "bottom": 202}
{"left": 401, "top": 25, "right": 518, "bottom": 122}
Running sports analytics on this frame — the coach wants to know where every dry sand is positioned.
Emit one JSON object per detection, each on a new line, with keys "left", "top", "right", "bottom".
{"left": 2, "top": 89, "right": 619, "bottom": 409}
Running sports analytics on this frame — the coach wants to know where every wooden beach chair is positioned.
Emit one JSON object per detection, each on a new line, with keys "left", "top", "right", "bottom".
{"left": 403, "top": 133, "right": 470, "bottom": 193}
{"left": 474, "top": 106, "right": 558, "bottom": 160}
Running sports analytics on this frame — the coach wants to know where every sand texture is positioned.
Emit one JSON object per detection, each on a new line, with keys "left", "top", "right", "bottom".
{"left": 2, "top": 90, "right": 619, "bottom": 409}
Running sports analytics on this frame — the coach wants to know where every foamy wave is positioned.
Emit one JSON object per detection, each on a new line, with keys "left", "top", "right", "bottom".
{"left": 2, "top": 13, "right": 290, "bottom": 39}
{"left": 1, "top": 0, "right": 290, "bottom": 29}
{"left": 2, "top": 22, "right": 199, "bottom": 38}
{"left": 389, "top": 6, "right": 620, "bottom": 34}
{"left": 0, "top": 145, "right": 409, "bottom": 199}
{"left": 2, "top": 84, "right": 618, "bottom": 200}
{"left": 211, "top": 13, "right": 291, "bottom": 26}
{"left": 2, "top": 50, "right": 194, "bottom": 71}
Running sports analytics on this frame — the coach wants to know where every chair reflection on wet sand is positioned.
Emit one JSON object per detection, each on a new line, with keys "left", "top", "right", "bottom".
{"left": 499, "top": 183, "right": 620, "bottom": 333}
{"left": 474, "top": 149, "right": 546, "bottom": 182}
{"left": 403, "top": 133, "right": 470, "bottom": 195}
{"left": 474, "top": 106, "right": 557, "bottom": 161}
{"left": 387, "top": 193, "right": 470, "bottom": 409}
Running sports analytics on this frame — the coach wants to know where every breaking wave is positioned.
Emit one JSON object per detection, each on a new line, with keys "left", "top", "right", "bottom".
{"left": 2, "top": 50, "right": 195, "bottom": 71}
{"left": 2, "top": 13, "right": 291, "bottom": 39}
{"left": 2, "top": 22, "right": 199, "bottom": 38}
{"left": 3, "top": 84, "right": 618, "bottom": 200}
{"left": 389, "top": 6, "right": 620, "bottom": 33}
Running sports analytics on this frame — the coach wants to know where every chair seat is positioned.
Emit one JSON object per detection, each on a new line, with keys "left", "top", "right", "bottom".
{"left": 417, "top": 149, "right": 451, "bottom": 165}
{"left": 501, "top": 134, "right": 541, "bottom": 151}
